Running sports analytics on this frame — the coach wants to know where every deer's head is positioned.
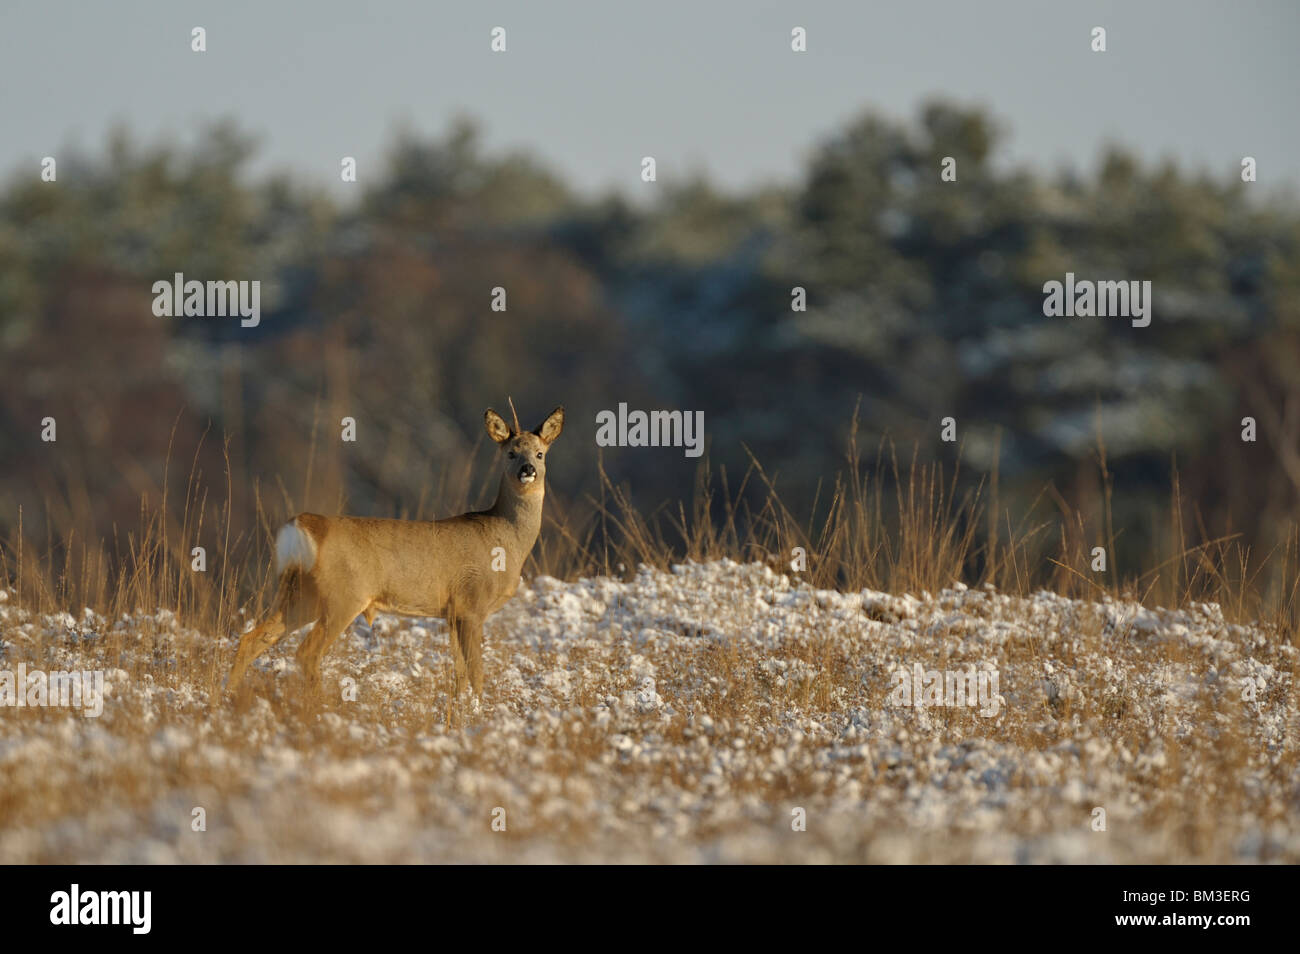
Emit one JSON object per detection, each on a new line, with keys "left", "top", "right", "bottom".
{"left": 485, "top": 405, "right": 564, "bottom": 497}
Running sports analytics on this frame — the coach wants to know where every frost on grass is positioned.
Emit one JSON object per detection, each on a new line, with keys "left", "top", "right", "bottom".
{"left": 0, "top": 561, "right": 1296, "bottom": 863}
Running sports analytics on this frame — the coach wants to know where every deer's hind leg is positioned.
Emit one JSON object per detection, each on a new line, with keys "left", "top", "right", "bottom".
{"left": 227, "top": 572, "right": 319, "bottom": 692}
{"left": 295, "top": 593, "right": 370, "bottom": 695}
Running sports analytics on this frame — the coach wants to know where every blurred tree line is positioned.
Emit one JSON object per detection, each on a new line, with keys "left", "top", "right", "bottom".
{"left": 2, "top": 103, "right": 1299, "bottom": 579}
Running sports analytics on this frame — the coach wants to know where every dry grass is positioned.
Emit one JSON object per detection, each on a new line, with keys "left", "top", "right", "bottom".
{"left": 0, "top": 420, "right": 1297, "bottom": 863}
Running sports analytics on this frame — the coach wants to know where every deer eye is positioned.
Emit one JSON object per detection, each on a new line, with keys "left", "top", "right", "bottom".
{"left": 536, "top": 452, "right": 543, "bottom": 460}
{"left": 507, "top": 451, "right": 516, "bottom": 459}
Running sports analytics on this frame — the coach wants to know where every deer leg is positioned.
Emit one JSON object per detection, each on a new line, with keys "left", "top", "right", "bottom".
{"left": 226, "top": 612, "right": 288, "bottom": 692}
{"left": 295, "top": 598, "right": 366, "bottom": 695}
{"left": 227, "top": 572, "right": 319, "bottom": 693}
{"left": 448, "top": 617, "right": 470, "bottom": 696}
{"left": 456, "top": 616, "right": 486, "bottom": 697}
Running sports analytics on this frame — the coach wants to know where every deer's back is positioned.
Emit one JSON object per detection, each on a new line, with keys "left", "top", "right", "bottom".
{"left": 295, "top": 511, "right": 531, "bottom": 619}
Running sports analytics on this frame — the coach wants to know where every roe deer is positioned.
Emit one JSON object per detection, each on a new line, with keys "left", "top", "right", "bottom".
{"left": 225, "top": 404, "right": 565, "bottom": 697}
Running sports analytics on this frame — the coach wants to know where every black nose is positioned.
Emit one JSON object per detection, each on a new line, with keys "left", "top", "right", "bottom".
{"left": 520, "top": 463, "right": 536, "bottom": 478}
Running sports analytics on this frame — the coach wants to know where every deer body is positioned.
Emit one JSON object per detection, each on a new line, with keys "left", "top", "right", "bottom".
{"left": 226, "top": 405, "right": 564, "bottom": 697}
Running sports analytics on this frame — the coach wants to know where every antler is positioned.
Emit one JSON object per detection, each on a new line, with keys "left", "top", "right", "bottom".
{"left": 506, "top": 396, "right": 521, "bottom": 434}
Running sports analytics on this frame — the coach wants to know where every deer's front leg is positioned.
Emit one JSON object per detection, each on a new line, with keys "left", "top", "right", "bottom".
{"left": 460, "top": 616, "right": 485, "bottom": 696}
{"left": 448, "top": 616, "right": 470, "bottom": 696}
{"left": 449, "top": 615, "right": 485, "bottom": 696}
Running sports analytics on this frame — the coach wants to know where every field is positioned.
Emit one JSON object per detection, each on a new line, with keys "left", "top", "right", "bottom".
{"left": 2, "top": 556, "right": 1295, "bottom": 864}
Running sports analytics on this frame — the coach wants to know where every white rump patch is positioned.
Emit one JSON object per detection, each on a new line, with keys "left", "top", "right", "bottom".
{"left": 275, "top": 520, "right": 317, "bottom": 574}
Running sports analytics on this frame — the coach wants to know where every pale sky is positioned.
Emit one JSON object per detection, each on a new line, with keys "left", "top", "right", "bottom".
{"left": 2, "top": 0, "right": 1296, "bottom": 198}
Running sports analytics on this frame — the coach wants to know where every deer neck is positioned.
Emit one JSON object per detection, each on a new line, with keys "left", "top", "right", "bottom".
{"left": 487, "top": 475, "right": 545, "bottom": 545}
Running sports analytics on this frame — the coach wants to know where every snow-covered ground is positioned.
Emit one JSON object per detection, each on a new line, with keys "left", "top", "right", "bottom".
{"left": 0, "top": 560, "right": 1296, "bottom": 863}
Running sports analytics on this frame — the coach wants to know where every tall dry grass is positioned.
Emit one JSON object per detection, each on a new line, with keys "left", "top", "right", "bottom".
{"left": 1, "top": 413, "right": 1296, "bottom": 864}
{"left": 3, "top": 408, "right": 1296, "bottom": 645}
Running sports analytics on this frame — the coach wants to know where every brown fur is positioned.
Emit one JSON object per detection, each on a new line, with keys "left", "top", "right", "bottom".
{"left": 226, "top": 405, "right": 564, "bottom": 698}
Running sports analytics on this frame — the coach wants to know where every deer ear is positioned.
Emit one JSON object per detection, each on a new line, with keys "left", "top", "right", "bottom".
{"left": 533, "top": 405, "right": 565, "bottom": 445}
{"left": 484, "top": 408, "right": 513, "bottom": 444}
